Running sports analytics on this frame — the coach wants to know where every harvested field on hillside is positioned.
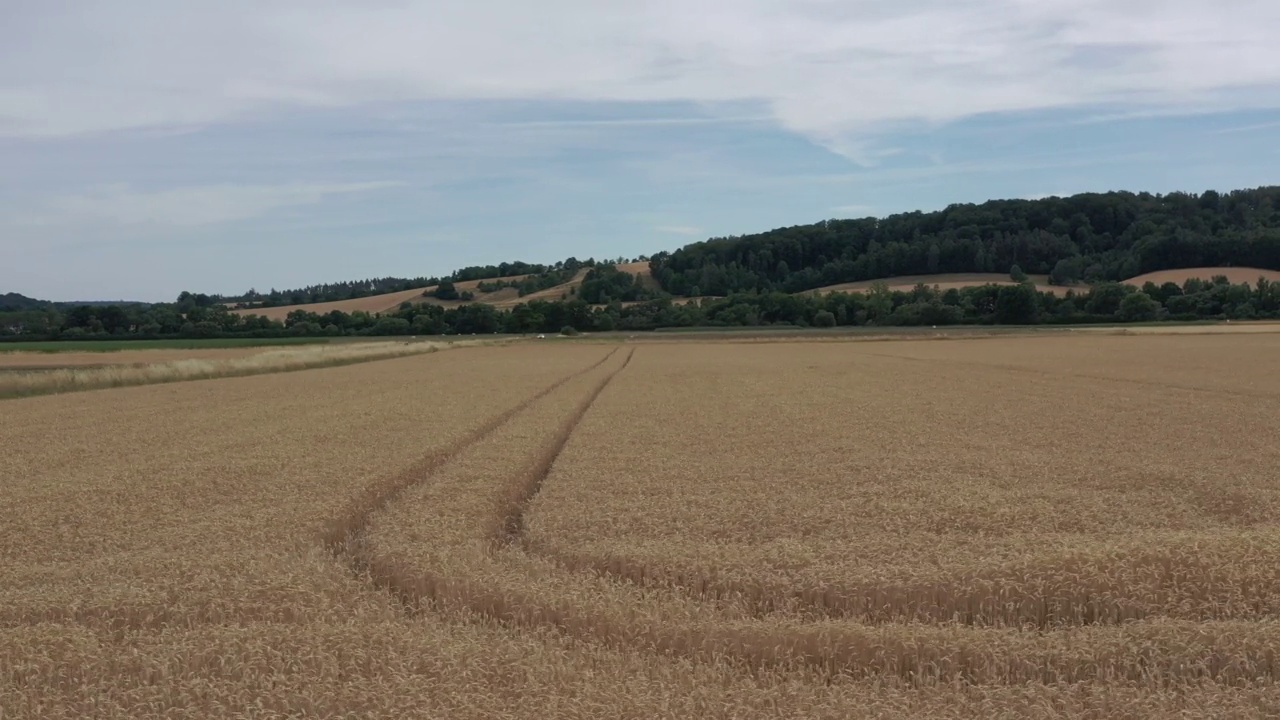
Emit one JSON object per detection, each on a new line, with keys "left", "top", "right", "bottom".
{"left": 807, "top": 272, "right": 1082, "bottom": 296}
{"left": 230, "top": 287, "right": 432, "bottom": 320}
{"left": 618, "top": 260, "right": 661, "bottom": 289}
{"left": 1124, "top": 267, "right": 1280, "bottom": 287}
{"left": 3, "top": 333, "right": 1279, "bottom": 718}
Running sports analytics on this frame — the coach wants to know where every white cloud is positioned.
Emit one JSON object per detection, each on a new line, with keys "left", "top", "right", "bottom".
{"left": 655, "top": 225, "right": 704, "bottom": 236}
{"left": 42, "top": 182, "right": 400, "bottom": 227}
{"left": 2, "top": 0, "right": 1279, "bottom": 151}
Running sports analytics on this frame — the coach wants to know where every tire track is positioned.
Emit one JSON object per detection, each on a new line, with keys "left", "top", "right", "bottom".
{"left": 348, "top": 344, "right": 1280, "bottom": 686}
{"left": 524, "top": 547, "right": 1280, "bottom": 628}
{"left": 352, "top": 347, "right": 634, "bottom": 615}
{"left": 497, "top": 348, "right": 635, "bottom": 546}
{"left": 321, "top": 347, "right": 619, "bottom": 571}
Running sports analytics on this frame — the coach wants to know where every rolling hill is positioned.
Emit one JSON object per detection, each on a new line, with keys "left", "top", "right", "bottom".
{"left": 232, "top": 263, "right": 659, "bottom": 320}
{"left": 236, "top": 264, "right": 1280, "bottom": 322}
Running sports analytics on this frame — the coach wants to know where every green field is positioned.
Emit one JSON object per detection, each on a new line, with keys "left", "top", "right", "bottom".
{"left": 0, "top": 337, "right": 334, "bottom": 353}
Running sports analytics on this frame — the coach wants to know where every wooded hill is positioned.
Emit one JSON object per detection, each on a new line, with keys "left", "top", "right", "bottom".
{"left": 6, "top": 186, "right": 1280, "bottom": 339}
{"left": 650, "top": 187, "right": 1280, "bottom": 296}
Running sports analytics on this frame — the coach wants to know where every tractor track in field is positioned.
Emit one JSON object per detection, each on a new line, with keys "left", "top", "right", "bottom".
{"left": 522, "top": 545, "right": 1280, "bottom": 629}
{"left": 498, "top": 348, "right": 635, "bottom": 547}
{"left": 321, "top": 346, "right": 619, "bottom": 577}
{"left": 352, "top": 347, "right": 635, "bottom": 615}
{"left": 334, "top": 344, "right": 1280, "bottom": 686}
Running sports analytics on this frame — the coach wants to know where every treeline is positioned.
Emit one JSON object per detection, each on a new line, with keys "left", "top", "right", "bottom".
{"left": 0, "top": 293, "right": 150, "bottom": 313}
{"left": 224, "top": 257, "right": 645, "bottom": 308}
{"left": 5, "top": 275, "right": 1278, "bottom": 341}
{"left": 650, "top": 188, "right": 1280, "bottom": 295}
{"left": 1, "top": 293, "right": 51, "bottom": 312}
{"left": 224, "top": 262, "right": 561, "bottom": 308}
{"left": 227, "top": 277, "right": 440, "bottom": 308}
{"left": 474, "top": 258, "right": 595, "bottom": 297}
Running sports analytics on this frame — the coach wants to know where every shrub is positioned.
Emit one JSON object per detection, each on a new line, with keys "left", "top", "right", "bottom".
{"left": 813, "top": 310, "right": 837, "bottom": 328}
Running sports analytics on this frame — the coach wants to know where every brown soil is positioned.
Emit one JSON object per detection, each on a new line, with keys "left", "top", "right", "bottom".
{"left": 807, "top": 273, "right": 1080, "bottom": 297}
{"left": 1122, "top": 267, "right": 1280, "bottom": 287}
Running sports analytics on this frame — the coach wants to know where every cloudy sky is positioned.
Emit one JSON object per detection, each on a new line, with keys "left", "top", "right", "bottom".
{"left": 4, "top": 1, "right": 1280, "bottom": 301}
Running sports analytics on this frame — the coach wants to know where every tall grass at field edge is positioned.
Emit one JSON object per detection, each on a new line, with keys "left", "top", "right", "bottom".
{"left": 0, "top": 341, "right": 482, "bottom": 399}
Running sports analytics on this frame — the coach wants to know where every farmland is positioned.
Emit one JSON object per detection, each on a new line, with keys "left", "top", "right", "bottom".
{"left": 0, "top": 339, "right": 469, "bottom": 399}
{"left": 3, "top": 331, "right": 1279, "bottom": 718}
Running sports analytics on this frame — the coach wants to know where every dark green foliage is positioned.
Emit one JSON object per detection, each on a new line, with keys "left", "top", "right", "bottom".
{"left": 0, "top": 293, "right": 51, "bottom": 312}
{"left": 577, "top": 264, "right": 659, "bottom": 304}
{"left": 1050, "top": 257, "right": 1083, "bottom": 285}
{"left": 560, "top": 325, "right": 580, "bottom": 336}
{"left": 1085, "top": 283, "right": 1135, "bottom": 316}
{"left": 1118, "top": 292, "right": 1161, "bottom": 322}
{"left": 995, "top": 284, "right": 1040, "bottom": 324}
{"left": 434, "top": 280, "right": 460, "bottom": 301}
{"left": 1010, "top": 264, "right": 1029, "bottom": 283}
{"left": 650, "top": 187, "right": 1280, "bottom": 296}
{"left": 9, "top": 187, "right": 1280, "bottom": 344}
{"left": 470, "top": 260, "right": 594, "bottom": 298}
{"left": 8, "top": 274, "right": 1278, "bottom": 345}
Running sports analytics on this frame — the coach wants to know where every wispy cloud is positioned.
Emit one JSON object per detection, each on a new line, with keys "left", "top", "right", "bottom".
{"left": 486, "top": 115, "right": 769, "bottom": 129}
{"left": 1211, "top": 119, "right": 1280, "bottom": 135}
{"left": 2, "top": 1, "right": 1279, "bottom": 150}
{"left": 43, "top": 182, "right": 401, "bottom": 227}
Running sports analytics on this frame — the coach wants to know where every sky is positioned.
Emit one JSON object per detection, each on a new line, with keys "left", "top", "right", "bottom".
{"left": 3, "top": 1, "right": 1280, "bottom": 302}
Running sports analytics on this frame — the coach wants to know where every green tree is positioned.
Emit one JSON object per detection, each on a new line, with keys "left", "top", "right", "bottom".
{"left": 434, "top": 280, "right": 460, "bottom": 301}
{"left": 813, "top": 310, "right": 837, "bottom": 327}
{"left": 1085, "top": 282, "right": 1133, "bottom": 316}
{"left": 1117, "top": 292, "right": 1160, "bottom": 322}
{"left": 995, "top": 284, "right": 1039, "bottom": 324}
{"left": 1009, "top": 264, "right": 1029, "bottom": 283}
{"left": 866, "top": 282, "right": 894, "bottom": 324}
{"left": 1049, "top": 258, "right": 1081, "bottom": 286}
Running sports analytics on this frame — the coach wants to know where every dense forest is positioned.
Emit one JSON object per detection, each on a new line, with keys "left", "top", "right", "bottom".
{"left": 5, "top": 187, "right": 1280, "bottom": 341}
{"left": 650, "top": 187, "right": 1280, "bottom": 295}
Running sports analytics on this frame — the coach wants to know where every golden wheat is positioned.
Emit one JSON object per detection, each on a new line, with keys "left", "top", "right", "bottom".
{"left": 3, "top": 334, "right": 1279, "bottom": 718}
{"left": 527, "top": 337, "right": 1280, "bottom": 627}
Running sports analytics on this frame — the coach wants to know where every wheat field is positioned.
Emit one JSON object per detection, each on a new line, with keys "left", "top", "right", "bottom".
{"left": 0, "top": 340, "right": 475, "bottom": 398}
{"left": 3, "top": 332, "right": 1279, "bottom": 718}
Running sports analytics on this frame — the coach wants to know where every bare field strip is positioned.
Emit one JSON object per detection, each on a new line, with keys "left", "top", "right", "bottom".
{"left": 3, "top": 337, "right": 1280, "bottom": 717}
{"left": 1122, "top": 267, "right": 1280, "bottom": 287}
{"left": 805, "top": 272, "right": 1080, "bottom": 297}
{"left": 0, "top": 348, "right": 264, "bottom": 368}
{"left": 0, "top": 340, "right": 483, "bottom": 399}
